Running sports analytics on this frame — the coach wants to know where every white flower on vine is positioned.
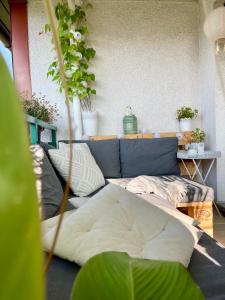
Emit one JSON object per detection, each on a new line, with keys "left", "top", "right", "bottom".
{"left": 74, "top": 31, "right": 82, "bottom": 41}
{"left": 65, "top": 63, "right": 79, "bottom": 78}
{"left": 65, "top": 69, "right": 73, "bottom": 78}
{"left": 71, "top": 51, "right": 82, "bottom": 60}
{"left": 70, "top": 30, "right": 82, "bottom": 41}
{"left": 81, "top": 81, "right": 88, "bottom": 88}
{"left": 71, "top": 63, "right": 79, "bottom": 71}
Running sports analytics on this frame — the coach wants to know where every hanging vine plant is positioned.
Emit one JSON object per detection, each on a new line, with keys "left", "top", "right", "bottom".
{"left": 45, "top": 1, "right": 96, "bottom": 110}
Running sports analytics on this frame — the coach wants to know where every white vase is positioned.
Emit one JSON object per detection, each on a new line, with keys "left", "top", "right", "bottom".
{"left": 71, "top": 97, "right": 83, "bottom": 140}
{"left": 82, "top": 111, "right": 98, "bottom": 137}
{"left": 179, "top": 118, "right": 192, "bottom": 132}
{"left": 197, "top": 142, "right": 205, "bottom": 154}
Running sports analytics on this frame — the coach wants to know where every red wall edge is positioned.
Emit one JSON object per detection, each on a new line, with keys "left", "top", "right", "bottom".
{"left": 9, "top": 1, "right": 32, "bottom": 97}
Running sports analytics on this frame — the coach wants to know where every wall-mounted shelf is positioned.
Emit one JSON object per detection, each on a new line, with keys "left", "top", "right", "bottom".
{"left": 26, "top": 114, "right": 57, "bottom": 147}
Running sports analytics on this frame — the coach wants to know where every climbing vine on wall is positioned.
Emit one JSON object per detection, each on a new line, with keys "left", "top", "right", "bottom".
{"left": 45, "top": 1, "right": 96, "bottom": 104}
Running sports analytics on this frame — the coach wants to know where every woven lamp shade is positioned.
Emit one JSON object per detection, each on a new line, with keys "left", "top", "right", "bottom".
{"left": 204, "top": 6, "right": 225, "bottom": 42}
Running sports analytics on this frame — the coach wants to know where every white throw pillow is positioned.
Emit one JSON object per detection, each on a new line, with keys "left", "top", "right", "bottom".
{"left": 43, "top": 184, "right": 201, "bottom": 267}
{"left": 48, "top": 143, "right": 105, "bottom": 197}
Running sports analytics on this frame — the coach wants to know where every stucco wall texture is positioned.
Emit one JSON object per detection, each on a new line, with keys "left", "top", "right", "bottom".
{"left": 28, "top": 0, "right": 200, "bottom": 138}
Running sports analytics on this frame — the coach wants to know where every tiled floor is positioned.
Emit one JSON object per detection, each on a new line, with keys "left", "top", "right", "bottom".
{"left": 213, "top": 209, "right": 225, "bottom": 246}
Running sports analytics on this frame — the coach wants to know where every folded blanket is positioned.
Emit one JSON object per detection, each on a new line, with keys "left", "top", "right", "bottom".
{"left": 109, "top": 175, "right": 214, "bottom": 204}
{"left": 127, "top": 176, "right": 187, "bottom": 204}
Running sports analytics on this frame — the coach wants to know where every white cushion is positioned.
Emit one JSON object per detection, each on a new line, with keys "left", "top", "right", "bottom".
{"left": 69, "top": 197, "right": 90, "bottom": 208}
{"left": 43, "top": 184, "right": 201, "bottom": 267}
{"left": 48, "top": 143, "right": 105, "bottom": 197}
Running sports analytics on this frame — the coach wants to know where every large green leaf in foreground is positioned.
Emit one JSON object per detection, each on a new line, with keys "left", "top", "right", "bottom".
{"left": 71, "top": 252, "right": 204, "bottom": 300}
{"left": 0, "top": 56, "right": 44, "bottom": 299}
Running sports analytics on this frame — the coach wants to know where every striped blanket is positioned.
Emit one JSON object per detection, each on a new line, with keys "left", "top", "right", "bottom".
{"left": 108, "top": 175, "right": 214, "bottom": 205}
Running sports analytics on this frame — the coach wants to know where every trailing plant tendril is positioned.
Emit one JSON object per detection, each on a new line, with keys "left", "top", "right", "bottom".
{"left": 42, "top": 0, "right": 74, "bottom": 274}
{"left": 45, "top": 1, "right": 96, "bottom": 110}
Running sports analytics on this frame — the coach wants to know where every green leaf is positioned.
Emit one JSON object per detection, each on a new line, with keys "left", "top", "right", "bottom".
{"left": 44, "top": 23, "right": 51, "bottom": 33}
{"left": 0, "top": 56, "right": 44, "bottom": 299}
{"left": 84, "top": 48, "right": 96, "bottom": 60}
{"left": 71, "top": 252, "right": 204, "bottom": 300}
{"left": 78, "top": 26, "right": 88, "bottom": 35}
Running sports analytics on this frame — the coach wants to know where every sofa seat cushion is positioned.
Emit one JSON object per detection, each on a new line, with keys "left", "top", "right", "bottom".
{"left": 43, "top": 184, "right": 201, "bottom": 267}
{"left": 120, "top": 138, "right": 180, "bottom": 178}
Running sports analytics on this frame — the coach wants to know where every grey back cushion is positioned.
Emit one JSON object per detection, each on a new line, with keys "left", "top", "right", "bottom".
{"left": 59, "top": 139, "right": 121, "bottom": 178}
{"left": 120, "top": 138, "right": 180, "bottom": 178}
{"left": 41, "top": 150, "right": 64, "bottom": 219}
{"left": 39, "top": 143, "right": 74, "bottom": 219}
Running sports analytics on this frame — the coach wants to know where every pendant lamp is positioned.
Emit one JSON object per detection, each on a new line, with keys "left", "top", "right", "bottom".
{"left": 204, "top": 3, "right": 225, "bottom": 53}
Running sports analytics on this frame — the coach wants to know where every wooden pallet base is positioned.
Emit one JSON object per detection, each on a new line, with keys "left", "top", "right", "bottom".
{"left": 176, "top": 201, "right": 213, "bottom": 237}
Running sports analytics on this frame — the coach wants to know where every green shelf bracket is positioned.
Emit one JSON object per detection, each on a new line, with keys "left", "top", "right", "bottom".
{"left": 26, "top": 114, "right": 57, "bottom": 147}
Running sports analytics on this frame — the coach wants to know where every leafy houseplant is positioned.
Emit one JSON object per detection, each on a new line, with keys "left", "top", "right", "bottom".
{"left": 22, "top": 93, "right": 60, "bottom": 123}
{"left": 45, "top": 1, "right": 98, "bottom": 136}
{"left": 45, "top": 2, "right": 96, "bottom": 102}
{"left": 177, "top": 107, "right": 198, "bottom": 132}
{"left": 71, "top": 252, "right": 204, "bottom": 300}
{"left": 191, "top": 128, "right": 206, "bottom": 154}
{"left": 191, "top": 128, "right": 206, "bottom": 143}
{"left": 0, "top": 56, "right": 43, "bottom": 299}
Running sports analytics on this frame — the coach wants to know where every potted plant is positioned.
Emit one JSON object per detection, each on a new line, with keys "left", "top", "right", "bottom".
{"left": 45, "top": 2, "right": 97, "bottom": 138}
{"left": 21, "top": 93, "right": 60, "bottom": 141}
{"left": 22, "top": 93, "right": 60, "bottom": 123}
{"left": 176, "top": 107, "right": 198, "bottom": 132}
{"left": 191, "top": 128, "right": 206, "bottom": 154}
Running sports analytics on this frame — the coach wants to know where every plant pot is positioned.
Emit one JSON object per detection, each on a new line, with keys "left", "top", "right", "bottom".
{"left": 82, "top": 111, "right": 98, "bottom": 137}
{"left": 188, "top": 143, "right": 198, "bottom": 155}
{"left": 197, "top": 142, "right": 205, "bottom": 154}
{"left": 190, "top": 142, "right": 198, "bottom": 150}
{"left": 179, "top": 119, "right": 192, "bottom": 132}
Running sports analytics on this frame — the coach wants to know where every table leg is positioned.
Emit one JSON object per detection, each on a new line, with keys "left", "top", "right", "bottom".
{"left": 203, "top": 159, "right": 215, "bottom": 184}
{"left": 181, "top": 158, "right": 221, "bottom": 216}
{"left": 192, "top": 159, "right": 221, "bottom": 216}
{"left": 192, "top": 159, "right": 204, "bottom": 183}
{"left": 191, "top": 160, "right": 202, "bottom": 181}
{"left": 181, "top": 159, "right": 192, "bottom": 179}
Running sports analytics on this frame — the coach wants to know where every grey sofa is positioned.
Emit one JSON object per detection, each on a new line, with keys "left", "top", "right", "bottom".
{"left": 39, "top": 138, "right": 225, "bottom": 300}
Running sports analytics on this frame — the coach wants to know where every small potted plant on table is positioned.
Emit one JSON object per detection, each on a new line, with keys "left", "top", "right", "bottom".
{"left": 177, "top": 106, "right": 198, "bottom": 132}
{"left": 191, "top": 128, "right": 206, "bottom": 154}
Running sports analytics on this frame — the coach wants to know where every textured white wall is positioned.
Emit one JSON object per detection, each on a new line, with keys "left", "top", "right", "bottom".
{"left": 198, "top": 0, "right": 225, "bottom": 203}
{"left": 28, "top": 0, "right": 200, "bottom": 139}
{"left": 198, "top": 0, "right": 217, "bottom": 193}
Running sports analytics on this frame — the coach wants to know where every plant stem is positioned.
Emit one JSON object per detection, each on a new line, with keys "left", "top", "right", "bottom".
{"left": 43, "top": 0, "right": 74, "bottom": 274}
